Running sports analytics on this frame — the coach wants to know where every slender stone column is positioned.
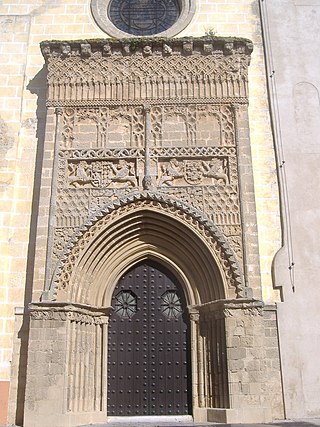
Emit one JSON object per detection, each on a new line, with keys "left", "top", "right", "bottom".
{"left": 143, "top": 103, "right": 152, "bottom": 190}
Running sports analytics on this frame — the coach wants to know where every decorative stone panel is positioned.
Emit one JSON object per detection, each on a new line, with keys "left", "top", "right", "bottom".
{"left": 40, "top": 37, "right": 255, "bottom": 301}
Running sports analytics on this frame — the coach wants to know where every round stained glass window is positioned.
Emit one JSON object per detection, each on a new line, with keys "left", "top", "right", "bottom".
{"left": 108, "top": 0, "right": 180, "bottom": 36}
{"left": 91, "top": 0, "right": 195, "bottom": 38}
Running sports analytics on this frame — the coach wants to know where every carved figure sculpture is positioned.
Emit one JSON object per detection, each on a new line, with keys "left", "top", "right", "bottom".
{"left": 158, "top": 158, "right": 184, "bottom": 186}
{"left": 109, "top": 159, "right": 137, "bottom": 187}
{"left": 68, "top": 161, "right": 95, "bottom": 188}
{"left": 202, "top": 158, "right": 229, "bottom": 184}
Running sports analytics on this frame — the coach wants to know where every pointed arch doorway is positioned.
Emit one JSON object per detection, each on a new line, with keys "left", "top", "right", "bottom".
{"left": 107, "top": 260, "right": 192, "bottom": 417}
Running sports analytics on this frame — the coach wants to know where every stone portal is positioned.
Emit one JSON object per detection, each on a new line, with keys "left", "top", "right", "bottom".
{"left": 20, "top": 37, "right": 283, "bottom": 427}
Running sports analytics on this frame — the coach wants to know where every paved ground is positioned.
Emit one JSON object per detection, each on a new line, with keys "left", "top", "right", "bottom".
{"left": 76, "top": 419, "right": 320, "bottom": 427}
{"left": 2, "top": 418, "right": 320, "bottom": 427}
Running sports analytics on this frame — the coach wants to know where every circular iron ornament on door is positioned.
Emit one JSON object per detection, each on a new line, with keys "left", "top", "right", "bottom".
{"left": 161, "top": 290, "right": 183, "bottom": 319}
{"left": 114, "top": 290, "right": 137, "bottom": 318}
{"left": 91, "top": 0, "right": 196, "bottom": 38}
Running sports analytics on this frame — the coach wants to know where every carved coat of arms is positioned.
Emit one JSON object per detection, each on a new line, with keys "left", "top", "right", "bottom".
{"left": 184, "top": 160, "right": 204, "bottom": 185}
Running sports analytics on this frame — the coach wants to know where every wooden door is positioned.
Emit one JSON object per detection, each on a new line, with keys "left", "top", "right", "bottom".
{"left": 108, "top": 261, "right": 191, "bottom": 416}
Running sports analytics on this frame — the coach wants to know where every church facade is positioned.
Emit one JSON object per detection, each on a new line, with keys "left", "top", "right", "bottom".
{"left": 0, "top": 1, "right": 319, "bottom": 426}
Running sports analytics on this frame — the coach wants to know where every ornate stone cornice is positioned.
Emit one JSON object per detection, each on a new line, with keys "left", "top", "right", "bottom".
{"left": 46, "top": 97, "right": 249, "bottom": 108}
{"left": 197, "top": 298, "right": 264, "bottom": 319}
{"left": 41, "top": 37, "right": 253, "bottom": 60}
{"left": 29, "top": 302, "right": 111, "bottom": 323}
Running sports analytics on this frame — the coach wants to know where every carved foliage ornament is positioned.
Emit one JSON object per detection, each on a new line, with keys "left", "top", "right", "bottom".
{"left": 29, "top": 306, "right": 109, "bottom": 324}
{"left": 198, "top": 299, "right": 264, "bottom": 320}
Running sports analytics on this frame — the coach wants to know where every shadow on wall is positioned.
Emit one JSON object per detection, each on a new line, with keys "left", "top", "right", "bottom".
{"left": 13, "top": 65, "right": 47, "bottom": 427}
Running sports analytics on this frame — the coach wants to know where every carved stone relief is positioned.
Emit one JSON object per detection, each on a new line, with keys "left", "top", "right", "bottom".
{"left": 60, "top": 104, "right": 235, "bottom": 149}
{"left": 61, "top": 106, "right": 145, "bottom": 149}
{"left": 41, "top": 38, "right": 253, "bottom": 300}
{"left": 41, "top": 38, "right": 252, "bottom": 104}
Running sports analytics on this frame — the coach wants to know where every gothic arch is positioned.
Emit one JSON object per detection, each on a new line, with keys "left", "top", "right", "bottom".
{"left": 46, "top": 191, "right": 244, "bottom": 304}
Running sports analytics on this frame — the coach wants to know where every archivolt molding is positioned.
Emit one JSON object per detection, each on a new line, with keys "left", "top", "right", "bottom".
{"left": 45, "top": 191, "right": 244, "bottom": 303}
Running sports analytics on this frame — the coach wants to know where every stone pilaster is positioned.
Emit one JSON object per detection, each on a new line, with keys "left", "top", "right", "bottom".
{"left": 198, "top": 299, "right": 283, "bottom": 423}
{"left": 24, "top": 303, "right": 110, "bottom": 427}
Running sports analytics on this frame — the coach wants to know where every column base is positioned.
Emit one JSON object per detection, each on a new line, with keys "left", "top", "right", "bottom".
{"left": 24, "top": 411, "right": 106, "bottom": 427}
{"left": 194, "top": 407, "right": 273, "bottom": 424}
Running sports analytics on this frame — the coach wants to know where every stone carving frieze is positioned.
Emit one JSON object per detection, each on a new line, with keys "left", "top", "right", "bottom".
{"left": 41, "top": 37, "right": 252, "bottom": 103}
{"left": 157, "top": 157, "right": 229, "bottom": 186}
{"left": 62, "top": 156, "right": 232, "bottom": 189}
{"left": 53, "top": 143, "right": 243, "bottom": 262}
{"left": 30, "top": 309, "right": 108, "bottom": 324}
{"left": 59, "top": 145, "right": 237, "bottom": 160}
{"left": 197, "top": 299, "right": 264, "bottom": 320}
{"left": 29, "top": 304, "right": 110, "bottom": 324}
{"left": 66, "top": 159, "right": 138, "bottom": 189}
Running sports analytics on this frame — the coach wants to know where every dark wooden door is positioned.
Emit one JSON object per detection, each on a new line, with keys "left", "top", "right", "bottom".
{"left": 108, "top": 261, "right": 191, "bottom": 416}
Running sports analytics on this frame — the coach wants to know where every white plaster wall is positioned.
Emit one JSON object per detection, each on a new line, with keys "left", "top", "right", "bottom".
{"left": 266, "top": 0, "right": 320, "bottom": 418}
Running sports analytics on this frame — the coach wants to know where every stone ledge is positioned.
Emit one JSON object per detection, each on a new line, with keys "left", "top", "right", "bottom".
{"left": 40, "top": 36, "right": 253, "bottom": 60}
{"left": 28, "top": 301, "right": 112, "bottom": 323}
